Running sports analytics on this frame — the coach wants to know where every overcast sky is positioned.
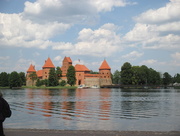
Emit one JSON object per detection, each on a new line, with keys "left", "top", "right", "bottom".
{"left": 0, "top": 0, "right": 180, "bottom": 76}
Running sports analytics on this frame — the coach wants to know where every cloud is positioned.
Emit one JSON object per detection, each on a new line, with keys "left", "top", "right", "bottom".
{"left": 124, "top": 0, "right": 180, "bottom": 50}
{"left": 122, "top": 51, "right": 143, "bottom": 60}
{"left": 54, "top": 55, "right": 62, "bottom": 61}
{"left": 140, "top": 59, "right": 158, "bottom": 65}
{"left": 52, "top": 42, "right": 73, "bottom": 50}
{"left": 171, "top": 52, "right": 180, "bottom": 61}
{"left": 0, "top": 0, "right": 131, "bottom": 50}
{"left": 23, "top": 0, "right": 130, "bottom": 24}
{"left": 134, "top": 0, "right": 180, "bottom": 24}
{"left": 0, "top": 56, "right": 10, "bottom": 60}
{"left": 0, "top": 13, "right": 70, "bottom": 49}
{"left": 63, "top": 23, "right": 122, "bottom": 57}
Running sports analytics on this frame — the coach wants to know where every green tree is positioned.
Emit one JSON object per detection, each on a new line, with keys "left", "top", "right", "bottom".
{"left": 0, "top": 72, "right": 9, "bottom": 87}
{"left": 59, "top": 80, "right": 66, "bottom": 86}
{"left": 66, "top": 66, "right": 76, "bottom": 86}
{"left": 90, "top": 70, "right": 99, "bottom": 74}
{"left": 48, "top": 68, "right": 59, "bottom": 86}
{"left": 112, "top": 70, "right": 120, "bottom": 84}
{"left": 173, "top": 73, "right": 180, "bottom": 83}
{"left": 148, "top": 68, "right": 161, "bottom": 85}
{"left": 163, "top": 72, "right": 172, "bottom": 86}
{"left": 9, "top": 71, "right": 21, "bottom": 88}
{"left": 19, "top": 72, "right": 26, "bottom": 86}
{"left": 44, "top": 79, "right": 49, "bottom": 86}
{"left": 56, "top": 66, "right": 62, "bottom": 80}
{"left": 29, "top": 72, "right": 37, "bottom": 86}
{"left": 36, "top": 79, "right": 41, "bottom": 87}
{"left": 120, "top": 62, "right": 133, "bottom": 85}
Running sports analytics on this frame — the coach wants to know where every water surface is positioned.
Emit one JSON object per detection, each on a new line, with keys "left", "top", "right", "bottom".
{"left": 1, "top": 88, "right": 180, "bottom": 131}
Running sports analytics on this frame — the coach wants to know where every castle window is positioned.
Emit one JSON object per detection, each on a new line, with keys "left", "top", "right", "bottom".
{"left": 104, "top": 76, "right": 106, "bottom": 78}
{"left": 45, "top": 72, "right": 47, "bottom": 74}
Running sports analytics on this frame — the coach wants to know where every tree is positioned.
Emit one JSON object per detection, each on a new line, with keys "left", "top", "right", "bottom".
{"left": 59, "top": 80, "right": 66, "bottom": 86}
{"left": 163, "top": 72, "right": 172, "bottom": 86}
{"left": 36, "top": 79, "right": 41, "bottom": 87}
{"left": 29, "top": 72, "right": 37, "bottom": 86}
{"left": 19, "top": 72, "right": 26, "bottom": 86}
{"left": 66, "top": 66, "right": 76, "bottom": 86}
{"left": 56, "top": 66, "right": 62, "bottom": 80}
{"left": 0, "top": 72, "right": 9, "bottom": 87}
{"left": 120, "top": 62, "right": 133, "bottom": 85}
{"left": 90, "top": 70, "right": 99, "bottom": 74}
{"left": 112, "top": 70, "right": 120, "bottom": 84}
{"left": 148, "top": 68, "right": 161, "bottom": 85}
{"left": 9, "top": 71, "right": 21, "bottom": 88}
{"left": 173, "top": 73, "right": 180, "bottom": 83}
{"left": 48, "top": 68, "right": 59, "bottom": 86}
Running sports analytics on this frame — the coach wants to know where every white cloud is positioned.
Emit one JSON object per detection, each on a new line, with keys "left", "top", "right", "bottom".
{"left": 23, "top": 0, "right": 130, "bottom": 24}
{"left": 64, "top": 23, "right": 122, "bottom": 57}
{"left": 54, "top": 55, "right": 62, "bottom": 61}
{"left": 171, "top": 52, "right": 180, "bottom": 60}
{"left": 0, "top": 13, "right": 70, "bottom": 49}
{"left": 52, "top": 42, "right": 73, "bottom": 50}
{"left": 0, "top": 56, "right": 10, "bottom": 60}
{"left": 91, "top": 0, "right": 127, "bottom": 12}
{"left": 124, "top": 0, "right": 180, "bottom": 50}
{"left": 140, "top": 59, "right": 157, "bottom": 65}
{"left": 135, "top": 0, "right": 180, "bottom": 24}
{"left": 122, "top": 51, "right": 143, "bottom": 60}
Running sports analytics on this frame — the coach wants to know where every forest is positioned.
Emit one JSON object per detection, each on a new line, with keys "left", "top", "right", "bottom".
{"left": 112, "top": 62, "right": 180, "bottom": 86}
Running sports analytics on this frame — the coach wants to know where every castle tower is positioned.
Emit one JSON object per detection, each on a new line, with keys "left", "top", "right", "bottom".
{"left": 99, "top": 60, "right": 112, "bottom": 86}
{"left": 61, "top": 57, "right": 72, "bottom": 77}
{"left": 42, "top": 57, "right": 55, "bottom": 79}
{"left": 26, "top": 64, "right": 36, "bottom": 86}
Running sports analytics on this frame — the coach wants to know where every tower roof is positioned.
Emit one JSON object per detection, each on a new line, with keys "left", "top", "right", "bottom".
{"left": 75, "top": 64, "right": 90, "bottom": 72}
{"left": 36, "top": 70, "right": 43, "bottom": 77}
{"left": 63, "top": 57, "right": 72, "bottom": 63}
{"left": 27, "top": 64, "right": 36, "bottom": 72}
{"left": 42, "top": 57, "right": 55, "bottom": 68}
{"left": 99, "top": 60, "right": 111, "bottom": 70}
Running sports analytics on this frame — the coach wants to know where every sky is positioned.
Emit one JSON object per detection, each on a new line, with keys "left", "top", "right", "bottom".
{"left": 0, "top": 0, "right": 180, "bottom": 76}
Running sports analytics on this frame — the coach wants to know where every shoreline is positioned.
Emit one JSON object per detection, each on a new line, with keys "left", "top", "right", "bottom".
{"left": 4, "top": 129, "right": 180, "bottom": 136}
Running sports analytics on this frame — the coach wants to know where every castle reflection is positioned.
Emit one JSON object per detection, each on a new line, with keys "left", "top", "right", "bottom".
{"left": 25, "top": 88, "right": 112, "bottom": 120}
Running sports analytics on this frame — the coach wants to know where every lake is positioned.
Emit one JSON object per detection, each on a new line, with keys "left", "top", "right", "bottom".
{"left": 1, "top": 88, "right": 180, "bottom": 131}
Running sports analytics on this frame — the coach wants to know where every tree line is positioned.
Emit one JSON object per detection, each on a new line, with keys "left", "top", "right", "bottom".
{"left": 112, "top": 62, "right": 180, "bottom": 86}
{"left": 0, "top": 71, "right": 26, "bottom": 88}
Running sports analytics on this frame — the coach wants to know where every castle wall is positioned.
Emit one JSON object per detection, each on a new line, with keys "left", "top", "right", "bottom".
{"left": 85, "top": 77, "right": 100, "bottom": 87}
{"left": 99, "top": 78, "right": 112, "bottom": 86}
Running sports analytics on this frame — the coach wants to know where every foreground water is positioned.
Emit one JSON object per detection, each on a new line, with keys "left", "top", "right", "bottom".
{"left": 1, "top": 88, "right": 180, "bottom": 131}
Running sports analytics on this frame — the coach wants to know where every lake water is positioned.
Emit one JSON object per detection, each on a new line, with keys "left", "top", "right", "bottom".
{"left": 1, "top": 88, "right": 180, "bottom": 131}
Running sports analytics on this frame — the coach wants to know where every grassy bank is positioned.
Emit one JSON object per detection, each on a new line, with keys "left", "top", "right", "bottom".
{"left": 22, "top": 86, "right": 77, "bottom": 89}
{"left": 0, "top": 87, "right": 9, "bottom": 89}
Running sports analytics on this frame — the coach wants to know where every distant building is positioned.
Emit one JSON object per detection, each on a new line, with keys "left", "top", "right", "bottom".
{"left": 26, "top": 56, "right": 112, "bottom": 87}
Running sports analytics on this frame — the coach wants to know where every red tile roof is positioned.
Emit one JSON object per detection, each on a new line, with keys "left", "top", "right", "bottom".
{"left": 75, "top": 64, "right": 90, "bottom": 72}
{"left": 42, "top": 57, "right": 55, "bottom": 68}
{"left": 99, "top": 60, "right": 111, "bottom": 70}
{"left": 36, "top": 70, "right": 43, "bottom": 77}
{"left": 63, "top": 56, "right": 72, "bottom": 63}
{"left": 27, "top": 64, "right": 36, "bottom": 72}
{"left": 66, "top": 57, "right": 72, "bottom": 63}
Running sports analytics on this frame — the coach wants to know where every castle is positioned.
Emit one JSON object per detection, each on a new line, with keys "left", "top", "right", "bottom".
{"left": 26, "top": 57, "right": 112, "bottom": 87}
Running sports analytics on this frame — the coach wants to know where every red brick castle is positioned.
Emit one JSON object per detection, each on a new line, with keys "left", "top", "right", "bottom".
{"left": 26, "top": 57, "right": 112, "bottom": 87}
